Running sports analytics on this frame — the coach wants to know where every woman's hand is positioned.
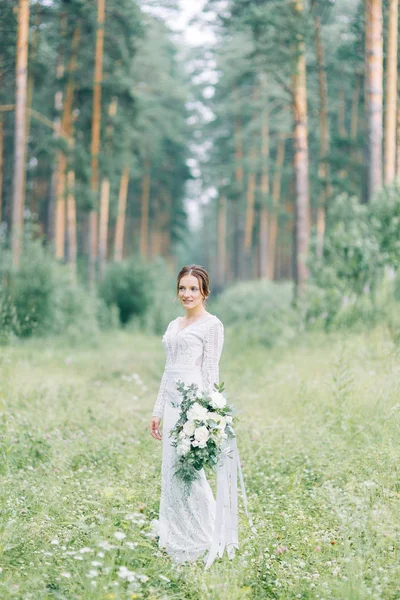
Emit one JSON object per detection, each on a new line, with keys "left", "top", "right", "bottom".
{"left": 150, "top": 417, "right": 162, "bottom": 440}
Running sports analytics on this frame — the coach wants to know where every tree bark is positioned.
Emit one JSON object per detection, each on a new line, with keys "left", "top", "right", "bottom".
{"left": 12, "top": 0, "right": 30, "bottom": 267}
{"left": 365, "top": 0, "right": 383, "bottom": 200}
{"left": 338, "top": 84, "right": 347, "bottom": 138}
{"left": 268, "top": 135, "right": 286, "bottom": 279}
{"left": 66, "top": 160, "right": 77, "bottom": 281}
{"left": 397, "top": 78, "right": 400, "bottom": 178}
{"left": 233, "top": 84, "right": 244, "bottom": 280}
{"left": 139, "top": 160, "right": 151, "bottom": 259}
{"left": 384, "top": 0, "right": 398, "bottom": 185}
{"left": 55, "top": 23, "right": 80, "bottom": 261}
{"left": 312, "top": 0, "right": 330, "bottom": 259}
{"left": 98, "top": 177, "right": 110, "bottom": 275}
{"left": 292, "top": 0, "right": 310, "bottom": 295}
{"left": 114, "top": 165, "right": 130, "bottom": 262}
{"left": 259, "top": 75, "right": 270, "bottom": 280}
{"left": 351, "top": 75, "right": 361, "bottom": 140}
{"left": 217, "top": 193, "right": 227, "bottom": 287}
{"left": 0, "top": 115, "right": 3, "bottom": 224}
{"left": 89, "top": 0, "right": 105, "bottom": 282}
{"left": 98, "top": 98, "right": 117, "bottom": 279}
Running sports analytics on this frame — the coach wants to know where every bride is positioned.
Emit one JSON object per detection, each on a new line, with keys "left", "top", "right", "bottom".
{"left": 150, "top": 264, "right": 225, "bottom": 564}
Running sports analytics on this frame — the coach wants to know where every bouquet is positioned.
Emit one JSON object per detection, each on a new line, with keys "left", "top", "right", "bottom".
{"left": 169, "top": 380, "right": 236, "bottom": 494}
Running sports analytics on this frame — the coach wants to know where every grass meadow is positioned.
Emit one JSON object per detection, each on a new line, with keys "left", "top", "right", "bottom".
{"left": 1, "top": 326, "right": 400, "bottom": 599}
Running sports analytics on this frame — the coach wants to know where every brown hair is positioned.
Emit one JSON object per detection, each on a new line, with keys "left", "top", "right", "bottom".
{"left": 176, "top": 264, "right": 210, "bottom": 301}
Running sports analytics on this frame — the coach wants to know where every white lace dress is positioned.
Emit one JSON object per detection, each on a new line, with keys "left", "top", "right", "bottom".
{"left": 152, "top": 313, "right": 224, "bottom": 564}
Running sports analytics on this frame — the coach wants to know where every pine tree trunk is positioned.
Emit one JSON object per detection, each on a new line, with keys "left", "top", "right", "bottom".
{"left": 89, "top": 0, "right": 105, "bottom": 282}
{"left": 0, "top": 115, "right": 3, "bottom": 224}
{"left": 233, "top": 85, "right": 244, "bottom": 280}
{"left": 114, "top": 166, "right": 130, "bottom": 262}
{"left": 384, "top": 0, "right": 398, "bottom": 185}
{"left": 338, "top": 85, "right": 347, "bottom": 137}
{"left": 259, "top": 73, "right": 270, "bottom": 280}
{"left": 217, "top": 193, "right": 227, "bottom": 286}
{"left": 365, "top": 0, "right": 383, "bottom": 200}
{"left": 259, "top": 109, "right": 269, "bottom": 279}
{"left": 98, "top": 177, "right": 110, "bottom": 275}
{"left": 55, "top": 23, "right": 80, "bottom": 261}
{"left": 351, "top": 76, "right": 361, "bottom": 139}
{"left": 268, "top": 135, "right": 286, "bottom": 280}
{"left": 25, "top": 5, "right": 40, "bottom": 142}
{"left": 397, "top": 78, "right": 400, "bottom": 178}
{"left": 312, "top": 0, "right": 330, "bottom": 259}
{"left": 12, "top": 0, "right": 30, "bottom": 267}
{"left": 244, "top": 148, "right": 257, "bottom": 254}
{"left": 98, "top": 98, "right": 117, "bottom": 279}
{"left": 139, "top": 160, "right": 151, "bottom": 259}
{"left": 66, "top": 162, "right": 77, "bottom": 281}
{"left": 292, "top": 0, "right": 310, "bottom": 295}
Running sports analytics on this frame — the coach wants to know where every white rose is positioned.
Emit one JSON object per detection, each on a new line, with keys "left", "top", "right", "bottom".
{"left": 194, "top": 425, "right": 210, "bottom": 446}
{"left": 207, "top": 412, "right": 226, "bottom": 429}
{"left": 183, "top": 421, "right": 195, "bottom": 436}
{"left": 209, "top": 391, "right": 226, "bottom": 409}
{"left": 187, "top": 402, "right": 209, "bottom": 423}
{"left": 177, "top": 439, "right": 191, "bottom": 456}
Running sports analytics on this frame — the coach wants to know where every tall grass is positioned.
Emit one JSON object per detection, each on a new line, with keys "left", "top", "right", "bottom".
{"left": 1, "top": 326, "right": 399, "bottom": 598}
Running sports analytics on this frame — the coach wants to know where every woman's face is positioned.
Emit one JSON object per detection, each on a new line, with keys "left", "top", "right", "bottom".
{"left": 178, "top": 274, "right": 205, "bottom": 310}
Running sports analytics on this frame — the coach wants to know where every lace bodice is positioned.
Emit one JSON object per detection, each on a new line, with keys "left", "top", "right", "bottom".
{"left": 152, "top": 314, "right": 224, "bottom": 418}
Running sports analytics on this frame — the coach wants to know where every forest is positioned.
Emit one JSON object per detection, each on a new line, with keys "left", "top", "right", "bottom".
{"left": 1, "top": 1, "right": 400, "bottom": 598}
{"left": 1, "top": 0, "right": 400, "bottom": 339}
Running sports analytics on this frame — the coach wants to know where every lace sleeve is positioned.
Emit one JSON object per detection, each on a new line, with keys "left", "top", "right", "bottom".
{"left": 201, "top": 319, "right": 224, "bottom": 394}
{"left": 152, "top": 321, "right": 172, "bottom": 419}
{"left": 152, "top": 371, "right": 168, "bottom": 419}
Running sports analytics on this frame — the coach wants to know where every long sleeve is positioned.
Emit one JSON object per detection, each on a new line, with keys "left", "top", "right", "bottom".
{"left": 152, "top": 322, "right": 172, "bottom": 419}
{"left": 201, "top": 319, "right": 224, "bottom": 394}
{"left": 152, "top": 370, "right": 168, "bottom": 418}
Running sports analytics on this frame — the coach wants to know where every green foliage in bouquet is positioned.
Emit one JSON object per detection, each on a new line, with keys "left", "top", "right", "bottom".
{"left": 169, "top": 381, "right": 236, "bottom": 495}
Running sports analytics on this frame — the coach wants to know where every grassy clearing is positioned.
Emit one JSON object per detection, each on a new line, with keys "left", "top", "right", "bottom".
{"left": 0, "top": 327, "right": 399, "bottom": 599}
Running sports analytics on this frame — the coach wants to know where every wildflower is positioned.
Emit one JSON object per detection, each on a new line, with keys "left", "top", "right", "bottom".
{"left": 118, "top": 566, "right": 136, "bottom": 583}
{"left": 61, "top": 572, "right": 71, "bottom": 578}
{"left": 87, "top": 570, "right": 98, "bottom": 578}
{"left": 159, "top": 575, "right": 170, "bottom": 582}
{"left": 114, "top": 532, "right": 126, "bottom": 541}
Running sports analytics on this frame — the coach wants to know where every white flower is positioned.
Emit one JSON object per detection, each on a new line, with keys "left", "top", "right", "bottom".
{"left": 208, "top": 412, "right": 226, "bottom": 429}
{"left": 183, "top": 420, "right": 196, "bottom": 436}
{"left": 194, "top": 426, "right": 210, "bottom": 447}
{"left": 226, "top": 415, "right": 233, "bottom": 424}
{"left": 118, "top": 566, "right": 136, "bottom": 582}
{"left": 87, "top": 569, "right": 98, "bottom": 578}
{"left": 177, "top": 439, "right": 191, "bottom": 456}
{"left": 209, "top": 391, "right": 226, "bottom": 409}
{"left": 187, "top": 402, "right": 209, "bottom": 422}
{"left": 114, "top": 532, "right": 126, "bottom": 541}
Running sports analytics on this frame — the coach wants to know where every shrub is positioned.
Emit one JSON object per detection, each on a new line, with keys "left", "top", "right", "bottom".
{"left": 99, "top": 259, "right": 151, "bottom": 325}
{"left": 0, "top": 241, "right": 116, "bottom": 339}
{"left": 210, "top": 280, "right": 298, "bottom": 347}
{"left": 129, "top": 257, "right": 180, "bottom": 335}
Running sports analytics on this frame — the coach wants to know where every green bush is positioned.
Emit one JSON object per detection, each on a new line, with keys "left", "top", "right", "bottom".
{"left": 210, "top": 280, "right": 298, "bottom": 347}
{"left": 0, "top": 241, "right": 116, "bottom": 339}
{"left": 99, "top": 259, "right": 151, "bottom": 325}
{"left": 129, "top": 257, "right": 180, "bottom": 335}
{"left": 303, "top": 191, "right": 400, "bottom": 330}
